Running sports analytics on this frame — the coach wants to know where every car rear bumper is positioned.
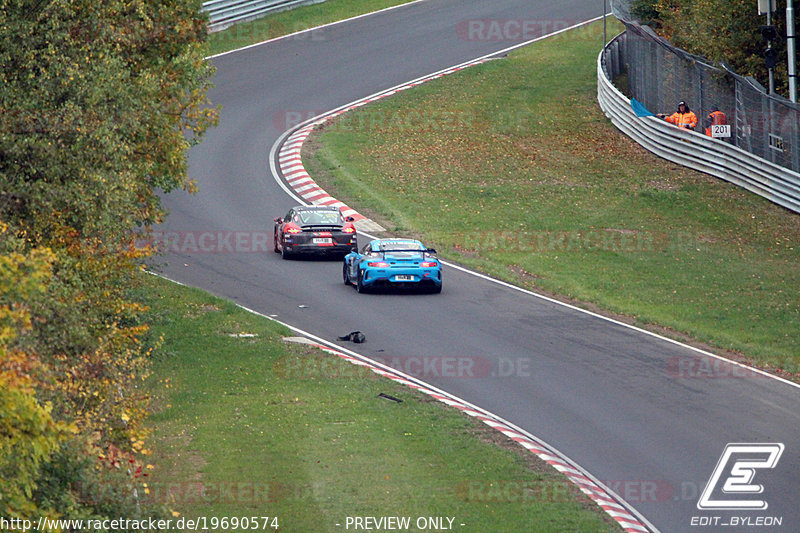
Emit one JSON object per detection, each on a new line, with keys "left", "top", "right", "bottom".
{"left": 284, "top": 242, "right": 354, "bottom": 255}
{"left": 362, "top": 268, "right": 442, "bottom": 288}
{"left": 283, "top": 233, "right": 356, "bottom": 254}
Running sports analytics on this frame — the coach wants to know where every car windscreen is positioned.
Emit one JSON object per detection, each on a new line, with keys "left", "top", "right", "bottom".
{"left": 298, "top": 211, "right": 341, "bottom": 225}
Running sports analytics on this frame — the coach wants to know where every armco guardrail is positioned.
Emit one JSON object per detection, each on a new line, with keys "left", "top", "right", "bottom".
{"left": 598, "top": 34, "right": 800, "bottom": 214}
{"left": 203, "top": 0, "right": 325, "bottom": 31}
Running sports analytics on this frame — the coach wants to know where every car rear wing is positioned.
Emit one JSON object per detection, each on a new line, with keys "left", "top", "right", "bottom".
{"left": 378, "top": 248, "right": 437, "bottom": 257}
{"left": 300, "top": 224, "right": 343, "bottom": 230}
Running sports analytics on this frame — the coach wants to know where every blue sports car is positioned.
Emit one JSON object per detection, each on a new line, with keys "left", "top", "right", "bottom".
{"left": 343, "top": 239, "right": 443, "bottom": 294}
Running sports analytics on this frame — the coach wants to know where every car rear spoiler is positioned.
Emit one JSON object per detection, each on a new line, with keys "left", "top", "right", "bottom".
{"left": 300, "top": 224, "right": 343, "bottom": 229}
{"left": 379, "top": 248, "right": 437, "bottom": 257}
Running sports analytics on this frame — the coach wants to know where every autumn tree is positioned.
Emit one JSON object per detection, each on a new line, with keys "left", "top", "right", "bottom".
{"left": 0, "top": 223, "right": 63, "bottom": 519}
{"left": 631, "top": 0, "right": 789, "bottom": 93}
{"left": 1, "top": 0, "right": 216, "bottom": 238}
{"left": 0, "top": 0, "right": 217, "bottom": 520}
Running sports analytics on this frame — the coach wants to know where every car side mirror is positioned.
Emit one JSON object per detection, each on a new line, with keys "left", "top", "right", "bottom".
{"left": 346, "top": 216, "right": 355, "bottom": 222}
{"left": 426, "top": 248, "right": 437, "bottom": 254}
{"left": 274, "top": 217, "right": 282, "bottom": 224}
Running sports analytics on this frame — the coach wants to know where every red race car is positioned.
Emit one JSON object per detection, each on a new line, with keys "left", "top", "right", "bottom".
{"left": 273, "top": 205, "right": 357, "bottom": 259}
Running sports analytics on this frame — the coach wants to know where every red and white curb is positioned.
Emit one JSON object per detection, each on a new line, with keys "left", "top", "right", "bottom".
{"left": 278, "top": 125, "right": 373, "bottom": 225}
{"left": 284, "top": 336, "right": 656, "bottom": 533}
{"left": 276, "top": 58, "right": 493, "bottom": 234}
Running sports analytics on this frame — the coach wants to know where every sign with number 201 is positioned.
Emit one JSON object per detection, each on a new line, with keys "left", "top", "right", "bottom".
{"left": 711, "top": 125, "right": 731, "bottom": 138}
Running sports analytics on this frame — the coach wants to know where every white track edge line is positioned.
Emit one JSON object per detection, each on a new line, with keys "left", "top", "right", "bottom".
{"left": 436, "top": 261, "right": 800, "bottom": 389}
{"left": 205, "top": 0, "right": 428, "bottom": 60}
{"left": 267, "top": 17, "right": 607, "bottom": 232}
{"left": 146, "top": 268, "right": 660, "bottom": 531}
{"left": 268, "top": 15, "right": 605, "bottom": 140}
{"left": 238, "top": 307, "right": 660, "bottom": 532}
{"left": 266, "top": 15, "right": 800, "bottom": 392}
{"left": 226, "top": 301, "right": 657, "bottom": 530}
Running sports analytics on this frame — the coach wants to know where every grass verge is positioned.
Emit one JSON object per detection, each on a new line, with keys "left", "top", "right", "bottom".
{"left": 140, "top": 274, "right": 621, "bottom": 532}
{"left": 206, "top": 0, "right": 419, "bottom": 57}
{"left": 304, "top": 20, "right": 800, "bottom": 375}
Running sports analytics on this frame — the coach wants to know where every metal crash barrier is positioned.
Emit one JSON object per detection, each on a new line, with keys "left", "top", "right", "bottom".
{"left": 203, "top": 0, "right": 326, "bottom": 31}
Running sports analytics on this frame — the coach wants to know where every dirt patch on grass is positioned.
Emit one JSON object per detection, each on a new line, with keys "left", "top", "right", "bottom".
{"left": 508, "top": 265, "right": 542, "bottom": 280}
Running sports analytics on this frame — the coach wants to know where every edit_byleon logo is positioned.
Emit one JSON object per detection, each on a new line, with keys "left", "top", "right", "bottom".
{"left": 697, "top": 443, "right": 785, "bottom": 510}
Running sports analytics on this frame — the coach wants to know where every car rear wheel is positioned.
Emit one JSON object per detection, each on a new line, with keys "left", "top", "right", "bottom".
{"left": 356, "top": 269, "right": 368, "bottom": 293}
{"left": 281, "top": 243, "right": 293, "bottom": 260}
{"left": 273, "top": 231, "right": 280, "bottom": 253}
{"left": 342, "top": 262, "right": 351, "bottom": 285}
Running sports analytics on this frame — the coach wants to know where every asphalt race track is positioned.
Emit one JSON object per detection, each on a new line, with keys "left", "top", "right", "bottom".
{"left": 156, "top": 1, "right": 800, "bottom": 531}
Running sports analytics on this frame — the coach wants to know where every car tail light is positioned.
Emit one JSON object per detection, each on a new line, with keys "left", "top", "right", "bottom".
{"left": 367, "top": 262, "right": 389, "bottom": 268}
{"left": 284, "top": 223, "right": 302, "bottom": 234}
{"left": 342, "top": 223, "right": 356, "bottom": 234}
{"left": 421, "top": 261, "right": 438, "bottom": 268}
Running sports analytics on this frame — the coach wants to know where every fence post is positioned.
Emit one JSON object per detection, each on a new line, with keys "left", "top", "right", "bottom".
{"left": 794, "top": 108, "right": 800, "bottom": 172}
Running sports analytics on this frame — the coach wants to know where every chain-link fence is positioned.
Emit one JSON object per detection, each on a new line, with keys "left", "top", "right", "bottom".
{"left": 609, "top": 0, "right": 800, "bottom": 173}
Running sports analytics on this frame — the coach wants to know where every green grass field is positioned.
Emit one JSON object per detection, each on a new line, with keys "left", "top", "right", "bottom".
{"left": 206, "top": 0, "right": 419, "bottom": 56}
{"left": 304, "top": 20, "right": 800, "bottom": 375}
{"left": 141, "top": 275, "right": 620, "bottom": 532}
